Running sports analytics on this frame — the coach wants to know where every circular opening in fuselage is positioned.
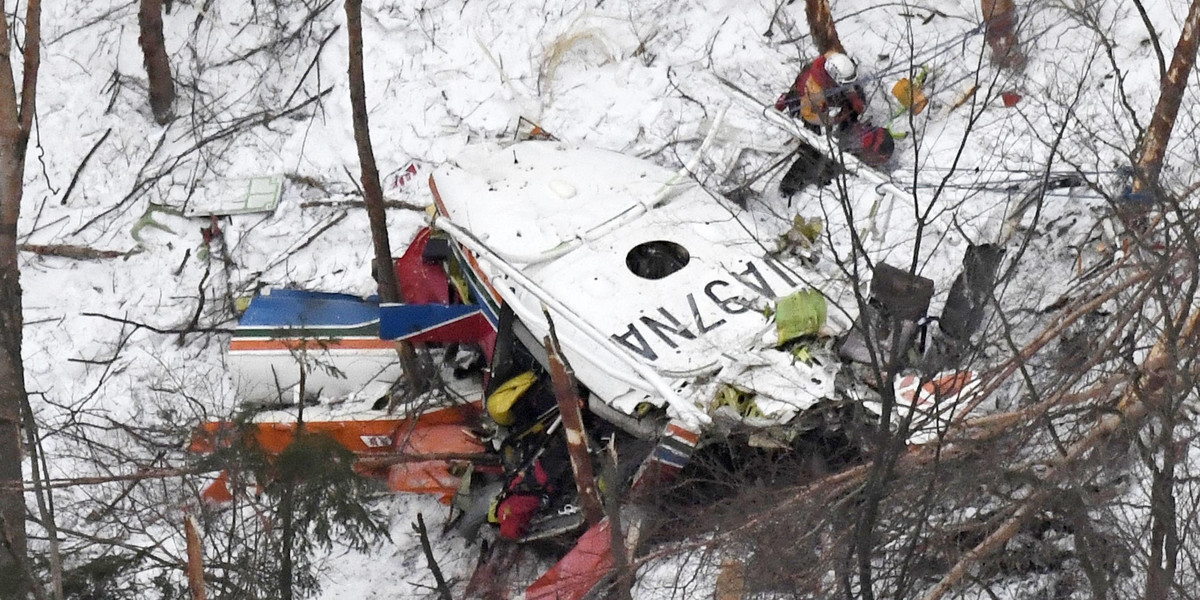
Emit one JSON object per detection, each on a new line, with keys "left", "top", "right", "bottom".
{"left": 626, "top": 241, "right": 691, "bottom": 280}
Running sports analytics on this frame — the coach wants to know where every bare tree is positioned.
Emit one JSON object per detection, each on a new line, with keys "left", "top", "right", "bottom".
{"left": 138, "top": 0, "right": 175, "bottom": 124}
{"left": 345, "top": 0, "right": 394, "bottom": 304}
{"left": 1133, "top": 0, "right": 1200, "bottom": 195}
{"left": 344, "top": 0, "right": 425, "bottom": 399}
{"left": 1126, "top": 8, "right": 1200, "bottom": 600}
{"left": 0, "top": 1, "right": 42, "bottom": 597}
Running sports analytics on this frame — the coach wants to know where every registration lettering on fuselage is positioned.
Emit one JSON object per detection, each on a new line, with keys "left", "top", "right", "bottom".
{"left": 610, "top": 258, "right": 803, "bottom": 361}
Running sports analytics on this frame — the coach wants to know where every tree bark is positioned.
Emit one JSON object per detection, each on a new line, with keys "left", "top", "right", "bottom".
{"left": 544, "top": 334, "right": 604, "bottom": 527}
{"left": 346, "top": 0, "right": 395, "bottom": 303}
{"left": 1134, "top": 0, "right": 1200, "bottom": 194}
{"left": 138, "top": 0, "right": 175, "bottom": 124}
{"left": 805, "top": 0, "right": 844, "bottom": 55}
{"left": 345, "top": 0, "right": 426, "bottom": 399}
{"left": 601, "top": 443, "right": 634, "bottom": 600}
{"left": 20, "top": 397, "right": 61, "bottom": 600}
{"left": 184, "top": 514, "right": 207, "bottom": 600}
{"left": 1143, "top": 420, "right": 1180, "bottom": 600}
{"left": 278, "top": 475, "right": 295, "bottom": 600}
{"left": 0, "top": 1, "right": 40, "bottom": 597}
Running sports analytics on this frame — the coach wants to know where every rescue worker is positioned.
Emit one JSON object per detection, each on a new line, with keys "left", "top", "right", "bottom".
{"left": 776, "top": 51, "right": 866, "bottom": 129}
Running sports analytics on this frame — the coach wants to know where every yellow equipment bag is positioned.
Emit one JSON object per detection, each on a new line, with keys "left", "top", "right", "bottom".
{"left": 486, "top": 371, "right": 538, "bottom": 426}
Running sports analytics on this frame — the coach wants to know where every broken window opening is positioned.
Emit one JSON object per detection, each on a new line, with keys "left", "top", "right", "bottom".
{"left": 626, "top": 240, "right": 691, "bottom": 280}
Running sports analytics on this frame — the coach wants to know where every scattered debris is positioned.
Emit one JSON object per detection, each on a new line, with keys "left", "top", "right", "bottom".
{"left": 981, "top": 0, "right": 1026, "bottom": 69}
{"left": 839, "top": 263, "right": 935, "bottom": 366}
{"left": 939, "top": 244, "right": 1006, "bottom": 343}
{"left": 949, "top": 84, "right": 980, "bottom": 113}
{"left": 515, "top": 116, "right": 557, "bottom": 142}
{"left": 780, "top": 142, "right": 840, "bottom": 194}
{"left": 386, "top": 161, "right": 420, "bottom": 189}
{"left": 892, "top": 72, "right": 929, "bottom": 115}
{"left": 775, "top": 289, "right": 828, "bottom": 344}
{"left": 130, "top": 202, "right": 181, "bottom": 244}
{"left": 183, "top": 175, "right": 283, "bottom": 217}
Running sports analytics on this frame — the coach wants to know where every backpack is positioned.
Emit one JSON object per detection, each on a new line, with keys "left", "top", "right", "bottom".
{"left": 839, "top": 122, "right": 894, "bottom": 167}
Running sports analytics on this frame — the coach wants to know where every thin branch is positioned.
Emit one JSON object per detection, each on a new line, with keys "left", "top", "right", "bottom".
{"left": 80, "top": 311, "right": 234, "bottom": 336}
{"left": 413, "top": 513, "right": 453, "bottom": 600}
{"left": 0, "top": 466, "right": 206, "bottom": 492}
{"left": 59, "top": 128, "right": 111, "bottom": 205}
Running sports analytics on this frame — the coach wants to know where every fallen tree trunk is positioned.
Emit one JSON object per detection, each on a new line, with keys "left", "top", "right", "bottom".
{"left": 19, "top": 243, "right": 126, "bottom": 260}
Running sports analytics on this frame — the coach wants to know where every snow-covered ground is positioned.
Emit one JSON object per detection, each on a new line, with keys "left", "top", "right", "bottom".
{"left": 17, "top": 0, "right": 1200, "bottom": 597}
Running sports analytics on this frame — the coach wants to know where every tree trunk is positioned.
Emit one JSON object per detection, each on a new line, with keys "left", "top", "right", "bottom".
{"left": 600, "top": 443, "right": 634, "bottom": 600}
{"left": 0, "top": 1, "right": 40, "bottom": 597}
{"left": 1134, "top": 0, "right": 1200, "bottom": 194}
{"left": 20, "top": 397, "right": 61, "bottom": 600}
{"left": 278, "top": 367, "right": 304, "bottom": 600}
{"left": 1143, "top": 419, "right": 1180, "bottom": 600}
{"left": 278, "top": 477, "right": 295, "bottom": 600}
{"left": 981, "top": 0, "right": 1025, "bottom": 69}
{"left": 184, "top": 514, "right": 207, "bottom": 600}
{"left": 544, "top": 334, "right": 604, "bottom": 527}
{"left": 138, "top": 0, "right": 175, "bottom": 125}
{"left": 345, "top": 0, "right": 426, "bottom": 399}
{"left": 346, "top": 0, "right": 394, "bottom": 303}
{"left": 805, "top": 0, "right": 844, "bottom": 54}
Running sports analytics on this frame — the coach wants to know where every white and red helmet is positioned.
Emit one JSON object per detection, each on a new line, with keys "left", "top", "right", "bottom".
{"left": 825, "top": 53, "right": 857, "bottom": 84}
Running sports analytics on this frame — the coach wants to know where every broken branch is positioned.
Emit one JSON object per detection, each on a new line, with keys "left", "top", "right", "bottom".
{"left": 80, "top": 312, "right": 234, "bottom": 336}
{"left": 59, "top": 128, "right": 111, "bottom": 206}
{"left": 413, "top": 513, "right": 453, "bottom": 600}
{"left": 18, "top": 243, "right": 127, "bottom": 260}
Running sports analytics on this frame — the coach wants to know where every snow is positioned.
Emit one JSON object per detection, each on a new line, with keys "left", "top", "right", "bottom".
{"left": 16, "top": 0, "right": 1200, "bottom": 598}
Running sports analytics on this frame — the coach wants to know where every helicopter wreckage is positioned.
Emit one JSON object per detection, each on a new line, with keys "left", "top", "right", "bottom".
{"left": 191, "top": 117, "right": 1019, "bottom": 599}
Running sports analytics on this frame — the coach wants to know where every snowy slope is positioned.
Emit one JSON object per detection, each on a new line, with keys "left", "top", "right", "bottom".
{"left": 17, "top": 0, "right": 1200, "bottom": 597}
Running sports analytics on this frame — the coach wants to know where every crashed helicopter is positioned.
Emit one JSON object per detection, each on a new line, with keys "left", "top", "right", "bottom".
{"left": 191, "top": 115, "right": 995, "bottom": 599}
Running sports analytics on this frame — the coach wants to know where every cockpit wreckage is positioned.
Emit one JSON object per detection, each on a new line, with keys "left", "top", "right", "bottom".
{"left": 192, "top": 112, "right": 1010, "bottom": 599}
